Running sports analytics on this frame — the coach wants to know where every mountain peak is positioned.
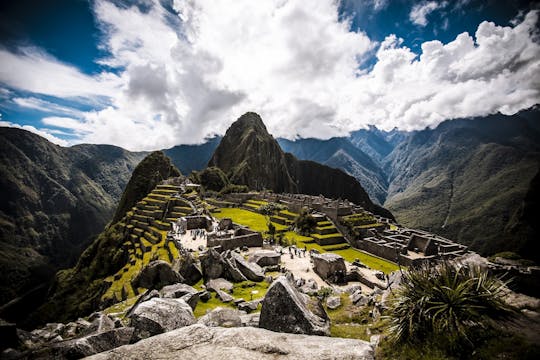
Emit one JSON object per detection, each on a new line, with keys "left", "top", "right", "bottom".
{"left": 230, "top": 112, "right": 268, "bottom": 134}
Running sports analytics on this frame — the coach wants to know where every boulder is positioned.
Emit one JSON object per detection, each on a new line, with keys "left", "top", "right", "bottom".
{"left": 238, "top": 300, "right": 259, "bottom": 313}
{"left": 216, "top": 290, "right": 233, "bottom": 303}
{"left": 231, "top": 253, "right": 265, "bottom": 282}
{"left": 173, "top": 253, "right": 203, "bottom": 285}
{"left": 131, "top": 260, "right": 184, "bottom": 290}
{"left": 85, "top": 324, "right": 374, "bottom": 360}
{"left": 311, "top": 253, "right": 346, "bottom": 284}
{"left": 180, "top": 292, "right": 200, "bottom": 310}
{"left": 240, "top": 313, "right": 260, "bottom": 327}
{"left": 259, "top": 276, "right": 330, "bottom": 336}
{"left": 223, "top": 257, "right": 248, "bottom": 282}
{"left": 160, "top": 284, "right": 198, "bottom": 299}
{"left": 197, "top": 307, "right": 243, "bottom": 327}
{"left": 248, "top": 250, "right": 281, "bottom": 267}
{"left": 206, "top": 278, "right": 233, "bottom": 293}
{"left": 326, "top": 296, "right": 342, "bottom": 310}
{"left": 29, "top": 327, "right": 134, "bottom": 359}
{"left": 218, "top": 218, "right": 233, "bottom": 230}
{"left": 87, "top": 313, "right": 115, "bottom": 334}
{"left": 200, "top": 248, "right": 226, "bottom": 280}
{"left": 350, "top": 291, "right": 369, "bottom": 306}
{"left": 130, "top": 298, "right": 195, "bottom": 342}
{"left": 198, "top": 290, "right": 211, "bottom": 302}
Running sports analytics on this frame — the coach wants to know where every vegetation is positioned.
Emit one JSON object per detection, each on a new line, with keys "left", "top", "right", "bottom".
{"left": 294, "top": 210, "right": 318, "bottom": 236}
{"left": 387, "top": 262, "right": 513, "bottom": 356}
{"left": 194, "top": 166, "right": 230, "bottom": 192}
{"left": 112, "top": 151, "right": 181, "bottom": 223}
{"left": 211, "top": 208, "right": 287, "bottom": 233}
{"left": 219, "top": 184, "right": 249, "bottom": 194}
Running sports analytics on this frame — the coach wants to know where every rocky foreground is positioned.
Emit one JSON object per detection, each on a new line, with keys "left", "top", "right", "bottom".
{"left": 86, "top": 324, "right": 374, "bottom": 360}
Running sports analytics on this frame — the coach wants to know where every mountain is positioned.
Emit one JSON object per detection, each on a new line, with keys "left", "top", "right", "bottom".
{"left": 209, "top": 112, "right": 393, "bottom": 219}
{"left": 112, "top": 151, "right": 181, "bottom": 223}
{"left": 163, "top": 136, "right": 221, "bottom": 175}
{"left": 30, "top": 152, "right": 181, "bottom": 325}
{"left": 208, "top": 113, "right": 297, "bottom": 193}
{"left": 384, "top": 109, "right": 540, "bottom": 261}
{"left": 0, "top": 127, "right": 145, "bottom": 309}
{"left": 348, "top": 126, "right": 396, "bottom": 164}
{"left": 278, "top": 137, "right": 388, "bottom": 204}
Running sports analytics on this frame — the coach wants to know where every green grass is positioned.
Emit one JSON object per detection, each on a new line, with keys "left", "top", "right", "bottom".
{"left": 293, "top": 236, "right": 399, "bottom": 274}
{"left": 212, "top": 208, "right": 287, "bottom": 232}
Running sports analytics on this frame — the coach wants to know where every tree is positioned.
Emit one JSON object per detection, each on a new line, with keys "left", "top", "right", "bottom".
{"left": 294, "top": 210, "right": 318, "bottom": 236}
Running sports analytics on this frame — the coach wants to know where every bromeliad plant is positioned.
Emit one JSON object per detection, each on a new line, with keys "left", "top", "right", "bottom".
{"left": 388, "top": 261, "right": 514, "bottom": 349}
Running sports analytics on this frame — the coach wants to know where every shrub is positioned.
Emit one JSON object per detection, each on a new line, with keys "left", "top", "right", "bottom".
{"left": 388, "top": 262, "right": 513, "bottom": 350}
{"left": 294, "top": 210, "right": 318, "bottom": 236}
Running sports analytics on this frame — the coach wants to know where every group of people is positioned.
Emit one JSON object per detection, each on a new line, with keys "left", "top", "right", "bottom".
{"left": 190, "top": 228, "right": 206, "bottom": 240}
{"left": 287, "top": 245, "right": 307, "bottom": 259}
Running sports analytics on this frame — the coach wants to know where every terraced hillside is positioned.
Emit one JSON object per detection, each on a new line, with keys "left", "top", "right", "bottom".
{"left": 102, "top": 184, "right": 195, "bottom": 304}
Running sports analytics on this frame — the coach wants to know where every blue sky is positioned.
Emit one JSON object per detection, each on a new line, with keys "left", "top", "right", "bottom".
{"left": 0, "top": 0, "right": 538, "bottom": 150}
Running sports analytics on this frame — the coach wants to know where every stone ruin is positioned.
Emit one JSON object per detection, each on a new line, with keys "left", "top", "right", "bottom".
{"left": 355, "top": 228, "right": 468, "bottom": 267}
{"left": 206, "top": 218, "right": 263, "bottom": 251}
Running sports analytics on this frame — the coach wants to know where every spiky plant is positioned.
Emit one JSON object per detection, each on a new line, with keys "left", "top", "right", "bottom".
{"left": 388, "top": 261, "right": 513, "bottom": 348}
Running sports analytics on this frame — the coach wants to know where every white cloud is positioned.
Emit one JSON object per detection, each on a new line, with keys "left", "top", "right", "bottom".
{"left": 0, "top": 0, "right": 538, "bottom": 150}
{"left": 0, "top": 47, "right": 121, "bottom": 99}
{"left": 13, "top": 97, "right": 84, "bottom": 117}
{"left": 410, "top": 1, "right": 445, "bottom": 27}
{"left": 0, "top": 121, "right": 69, "bottom": 146}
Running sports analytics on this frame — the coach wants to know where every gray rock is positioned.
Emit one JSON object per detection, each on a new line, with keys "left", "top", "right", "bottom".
{"left": 200, "top": 248, "right": 226, "bottom": 280}
{"left": 260, "top": 276, "right": 330, "bottom": 336}
{"left": 197, "top": 307, "right": 243, "bottom": 327}
{"left": 231, "top": 253, "right": 265, "bottom": 282}
{"left": 350, "top": 291, "right": 369, "bottom": 306}
{"left": 130, "top": 298, "right": 195, "bottom": 342}
{"left": 326, "top": 296, "right": 341, "bottom": 310}
{"left": 29, "top": 327, "right": 134, "bottom": 359}
{"left": 85, "top": 324, "right": 374, "bottom": 360}
{"left": 173, "top": 253, "right": 203, "bottom": 285}
{"left": 238, "top": 300, "right": 259, "bottom": 313}
{"left": 87, "top": 313, "right": 115, "bottom": 334}
{"left": 131, "top": 260, "right": 184, "bottom": 290}
{"left": 206, "top": 278, "right": 233, "bottom": 293}
{"left": 312, "top": 253, "right": 346, "bottom": 284}
{"left": 160, "top": 283, "right": 198, "bottom": 299}
{"left": 180, "top": 292, "right": 200, "bottom": 310}
{"left": 240, "top": 313, "right": 260, "bottom": 327}
{"left": 223, "top": 256, "right": 248, "bottom": 282}
{"left": 249, "top": 250, "right": 281, "bottom": 266}
{"left": 216, "top": 290, "right": 234, "bottom": 303}
{"left": 198, "top": 290, "right": 211, "bottom": 302}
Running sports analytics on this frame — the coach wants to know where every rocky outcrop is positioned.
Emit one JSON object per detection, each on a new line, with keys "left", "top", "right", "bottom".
{"left": 28, "top": 327, "right": 134, "bottom": 359}
{"left": 231, "top": 253, "right": 265, "bottom": 282}
{"left": 197, "top": 308, "right": 243, "bottom": 328}
{"left": 131, "top": 260, "right": 184, "bottom": 290}
{"left": 248, "top": 250, "right": 281, "bottom": 267}
{"left": 200, "top": 248, "right": 226, "bottom": 280}
{"left": 259, "top": 276, "right": 330, "bottom": 336}
{"left": 86, "top": 324, "right": 374, "bottom": 359}
{"left": 160, "top": 284, "right": 199, "bottom": 310}
{"left": 312, "top": 253, "right": 346, "bottom": 284}
{"left": 172, "top": 252, "right": 202, "bottom": 286}
{"left": 129, "top": 298, "right": 195, "bottom": 342}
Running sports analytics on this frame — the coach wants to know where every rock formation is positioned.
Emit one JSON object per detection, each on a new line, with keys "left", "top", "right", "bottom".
{"left": 259, "top": 276, "right": 330, "bottom": 336}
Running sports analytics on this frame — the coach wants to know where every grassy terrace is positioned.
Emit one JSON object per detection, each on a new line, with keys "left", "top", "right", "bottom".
{"left": 211, "top": 208, "right": 398, "bottom": 274}
{"left": 211, "top": 207, "right": 288, "bottom": 232}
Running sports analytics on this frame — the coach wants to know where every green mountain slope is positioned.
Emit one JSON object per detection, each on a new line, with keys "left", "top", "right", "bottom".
{"left": 0, "top": 127, "right": 145, "bottom": 307}
{"left": 384, "top": 110, "right": 540, "bottom": 260}
{"left": 31, "top": 152, "right": 182, "bottom": 325}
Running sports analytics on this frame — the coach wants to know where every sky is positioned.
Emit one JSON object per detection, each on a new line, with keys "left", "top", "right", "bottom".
{"left": 0, "top": 0, "right": 539, "bottom": 150}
